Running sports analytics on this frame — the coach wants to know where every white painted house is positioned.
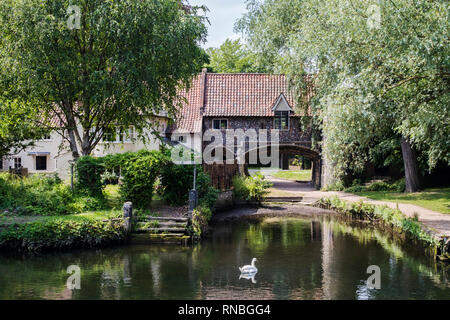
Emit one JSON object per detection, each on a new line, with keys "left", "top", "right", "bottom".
{"left": 0, "top": 114, "right": 170, "bottom": 180}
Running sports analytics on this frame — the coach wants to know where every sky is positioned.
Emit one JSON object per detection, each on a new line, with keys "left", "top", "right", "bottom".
{"left": 188, "top": 0, "right": 248, "bottom": 49}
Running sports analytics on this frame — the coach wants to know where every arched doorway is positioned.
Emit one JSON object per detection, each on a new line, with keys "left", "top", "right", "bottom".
{"left": 242, "top": 144, "right": 321, "bottom": 189}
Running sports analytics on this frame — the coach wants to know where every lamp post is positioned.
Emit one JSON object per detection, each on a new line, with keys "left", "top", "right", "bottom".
{"left": 188, "top": 155, "right": 198, "bottom": 216}
{"left": 69, "top": 160, "right": 75, "bottom": 191}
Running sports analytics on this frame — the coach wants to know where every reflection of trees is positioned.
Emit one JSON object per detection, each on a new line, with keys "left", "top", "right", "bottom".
{"left": 0, "top": 217, "right": 449, "bottom": 300}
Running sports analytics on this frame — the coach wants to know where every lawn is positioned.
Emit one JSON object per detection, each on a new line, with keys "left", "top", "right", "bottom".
{"left": 355, "top": 188, "right": 450, "bottom": 214}
{"left": 272, "top": 170, "right": 312, "bottom": 182}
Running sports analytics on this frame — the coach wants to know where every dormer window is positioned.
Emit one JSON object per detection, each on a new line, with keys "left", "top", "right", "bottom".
{"left": 274, "top": 111, "right": 289, "bottom": 130}
{"left": 272, "top": 93, "right": 293, "bottom": 130}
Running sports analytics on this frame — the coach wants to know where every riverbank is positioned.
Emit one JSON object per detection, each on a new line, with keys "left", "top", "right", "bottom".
{"left": 0, "top": 212, "right": 128, "bottom": 252}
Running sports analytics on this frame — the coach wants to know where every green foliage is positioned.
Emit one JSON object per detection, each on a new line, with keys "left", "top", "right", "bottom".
{"left": 191, "top": 205, "right": 213, "bottom": 238}
{"left": 0, "top": 99, "right": 49, "bottom": 157}
{"left": 0, "top": 173, "right": 71, "bottom": 215}
{"left": 0, "top": 0, "right": 208, "bottom": 157}
{"left": 232, "top": 173, "right": 273, "bottom": 202}
{"left": 0, "top": 173, "right": 105, "bottom": 216}
{"left": 0, "top": 216, "right": 126, "bottom": 252}
{"left": 75, "top": 156, "right": 104, "bottom": 196}
{"left": 238, "top": 0, "right": 450, "bottom": 182}
{"left": 159, "top": 164, "right": 219, "bottom": 208}
{"left": 197, "top": 173, "right": 219, "bottom": 210}
{"left": 159, "top": 164, "right": 199, "bottom": 205}
{"left": 206, "top": 38, "right": 268, "bottom": 73}
{"left": 316, "top": 197, "right": 437, "bottom": 246}
{"left": 120, "top": 150, "right": 168, "bottom": 209}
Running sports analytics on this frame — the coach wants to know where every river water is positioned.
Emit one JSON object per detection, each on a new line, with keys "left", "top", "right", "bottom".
{"left": 0, "top": 216, "right": 448, "bottom": 299}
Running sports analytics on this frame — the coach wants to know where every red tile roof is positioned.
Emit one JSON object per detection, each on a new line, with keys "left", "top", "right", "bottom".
{"left": 204, "top": 73, "right": 296, "bottom": 117}
{"left": 174, "top": 70, "right": 314, "bottom": 133}
{"left": 171, "top": 74, "right": 204, "bottom": 133}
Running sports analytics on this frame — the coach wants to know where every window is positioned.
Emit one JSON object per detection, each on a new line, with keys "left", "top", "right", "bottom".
{"left": 14, "top": 157, "right": 22, "bottom": 169}
{"left": 178, "top": 136, "right": 185, "bottom": 142}
{"left": 274, "top": 111, "right": 289, "bottom": 130}
{"left": 36, "top": 156, "right": 47, "bottom": 171}
{"left": 126, "top": 126, "right": 136, "bottom": 142}
{"left": 103, "top": 125, "right": 135, "bottom": 143}
{"left": 213, "top": 119, "right": 228, "bottom": 130}
{"left": 42, "top": 134, "right": 51, "bottom": 140}
{"left": 103, "top": 126, "right": 117, "bottom": 142}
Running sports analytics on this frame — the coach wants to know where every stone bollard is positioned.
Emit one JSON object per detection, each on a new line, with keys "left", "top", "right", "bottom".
{"left": 123, "top": 202, "right": 133, "bottom": 233}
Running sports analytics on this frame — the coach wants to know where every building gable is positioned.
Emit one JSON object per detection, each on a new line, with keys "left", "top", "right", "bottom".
{"left": 271, "top": 93, "right": 293, "bottom": 113}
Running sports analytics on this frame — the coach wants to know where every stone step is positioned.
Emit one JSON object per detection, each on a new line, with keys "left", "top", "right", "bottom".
{"left": 145, "top": 216, "right": 189, "bottom": 222}
{"left": 158, "top": 222, "right": 188, "bottom": 227}
{"left": 142, "top": 227, "right": 186, "bottom": 233}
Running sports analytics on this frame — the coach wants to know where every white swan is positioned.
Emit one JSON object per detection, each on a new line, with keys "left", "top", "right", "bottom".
{"left": 239, "top": 258, "right": 258, "bottom": 274}
{"left": 239, "top": 272, "right": 257, "bottom": 283}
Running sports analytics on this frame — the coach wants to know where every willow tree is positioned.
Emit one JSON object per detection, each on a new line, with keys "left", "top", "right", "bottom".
{"left": 238, "top": 0, "right": 449, "bottom": 192}
{"left": 0, "top": 0, "right": 208, "bottom": 159}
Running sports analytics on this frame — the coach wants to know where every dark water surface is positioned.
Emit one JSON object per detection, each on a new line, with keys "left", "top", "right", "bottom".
{"left": 0, "top": 216, "right": 449, "bottom": 300}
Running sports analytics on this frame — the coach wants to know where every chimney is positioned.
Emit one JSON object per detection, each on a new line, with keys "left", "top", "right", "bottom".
{"left": 200, "top": 68, "right": 208, "bottom": 115}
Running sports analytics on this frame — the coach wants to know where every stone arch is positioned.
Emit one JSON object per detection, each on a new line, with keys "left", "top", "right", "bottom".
{"left": 241, "top": 143, "right": 322, "bottom": 189}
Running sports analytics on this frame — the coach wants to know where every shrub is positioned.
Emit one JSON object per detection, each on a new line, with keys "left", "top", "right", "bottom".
{"left": 366, "top": 178, "right": 406, "bottom": 192}
{"left": 159, "top": 164, "right": 200, "bottom": 205}
{"left": 197, "top": 172, "right": 219, "bottom": 209}
{"left": 0, "top": 216, "right": 127, "bottom": 252}
{"left": 344, "top": 185, "right": 366, "bottom": 193}
{"left": 316, "top": 196, "right": 437, "bottom": 246}
{"left": 0, "top": 173, "right": 106, "bottom": 216}
{"left": 159, "top": 164, "right": 219, "bottom": 208}
{"left": 75, "top": 156, "right": 105, "bottom": 196}
{"left": 322, "top": 180, "right": 346, "bottom": 191}
{"left": 119, "top": 150, "right": 168, "bottom": 208}
{"left": 232, "top": 173, "right": 273, "bottom": 202}
{"left": 0, "top": 173, "right": 75, "bottom": 215}
{"left": 191, "top": 205, "right": 213, "bottom": 238}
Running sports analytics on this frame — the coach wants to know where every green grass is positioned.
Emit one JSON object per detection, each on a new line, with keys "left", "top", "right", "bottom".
{"left": 0, "top": 210, "right": 122, "bottom": 226}
{"left": 103, "top": 184, "right": 121, "bottom": 209}
{"left": 354, "top": 188, "right": 450, "bottom": 214}
{"left": 272, "top": 170, "right": 312, "bottom": 182}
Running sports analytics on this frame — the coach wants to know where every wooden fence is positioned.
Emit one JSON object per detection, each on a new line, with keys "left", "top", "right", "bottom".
{"left": 203, "top": 161, "right": 240, "bottom": 191}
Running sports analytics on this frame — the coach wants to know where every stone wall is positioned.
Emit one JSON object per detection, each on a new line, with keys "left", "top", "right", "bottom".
{"left": 202, "top": 116, "right": 312, "bottom": 145}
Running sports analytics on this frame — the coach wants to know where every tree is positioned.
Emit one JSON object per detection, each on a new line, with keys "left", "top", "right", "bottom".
{"left": 206, "top": 38, "right": 268, "bottom": 73}
{"left": 0, "top": 0, "right": 208, "bottom": 159}
{"left": 238, "top": 0, "right": 449, "bottom": 192}
{"left": 0, "top": 100, "right": 49, "bottom": 158}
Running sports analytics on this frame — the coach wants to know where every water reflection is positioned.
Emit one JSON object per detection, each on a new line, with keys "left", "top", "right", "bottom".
{"left": 0, "top": 216, "right": 448, "bottom": 300}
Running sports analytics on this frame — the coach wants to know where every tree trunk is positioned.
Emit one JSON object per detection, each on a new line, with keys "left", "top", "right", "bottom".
{"left": 400, "top": 137, "right": 421, "bottom": 192}
{"left": 67, "top": 128, "right": 80, "bottom": 160}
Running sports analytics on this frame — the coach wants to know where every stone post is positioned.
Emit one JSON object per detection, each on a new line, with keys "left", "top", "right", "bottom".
{"left": 123, "top": 202, "right": 133, "bottom": 233}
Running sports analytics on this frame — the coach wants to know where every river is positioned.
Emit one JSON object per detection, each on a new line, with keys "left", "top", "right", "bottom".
{"left": 0, "top": 216, "right": 448, "bottom": 299}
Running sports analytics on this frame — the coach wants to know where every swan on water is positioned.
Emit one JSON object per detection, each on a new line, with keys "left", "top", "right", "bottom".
{"left": 239, "top": 258, "right": 258, "bottom": 274}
